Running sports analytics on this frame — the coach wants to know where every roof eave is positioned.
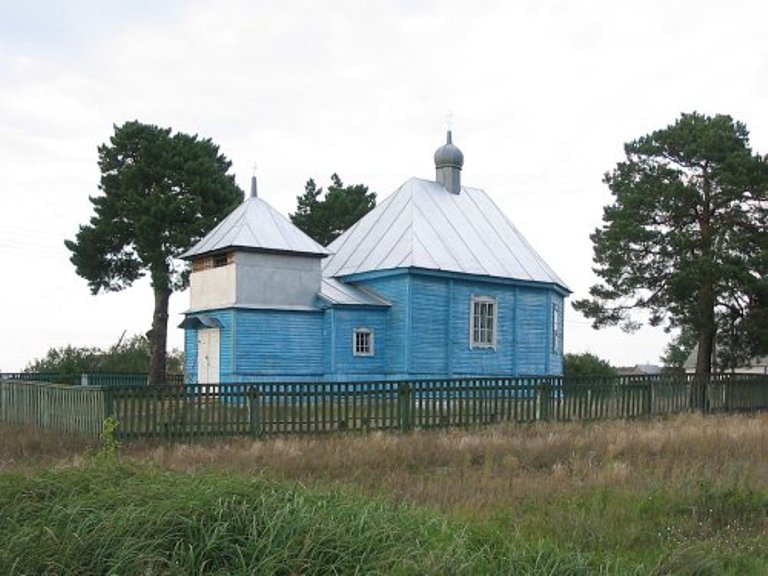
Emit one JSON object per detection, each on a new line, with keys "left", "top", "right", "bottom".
{"left": 181, "top": 245, "right": 330, "bottom": 261}
{"left": 335, "top": 266, "right": 571, "bottom": 294}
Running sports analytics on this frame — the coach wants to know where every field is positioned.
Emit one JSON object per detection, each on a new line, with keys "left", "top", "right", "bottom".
{"left": 1, "top": 413, "right": 768, "bottom": 574}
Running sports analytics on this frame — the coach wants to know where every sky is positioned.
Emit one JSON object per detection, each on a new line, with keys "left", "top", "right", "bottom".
{"left": 1, "top": 0, "right": 767, "bottom": 372}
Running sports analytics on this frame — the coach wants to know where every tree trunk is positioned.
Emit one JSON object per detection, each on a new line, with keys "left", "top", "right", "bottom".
{"left": 691, "top": 169, "right": 715, "bottom": 410}
{"left": 693, "top": 281, "right": 716, "bottom": 411}
{"left": 147, "top": 287, "right": 171, "bottom": 385}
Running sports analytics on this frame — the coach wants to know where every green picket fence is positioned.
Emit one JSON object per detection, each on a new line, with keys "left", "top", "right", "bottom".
{"left": 0, "top": 380, "right": 109, "bottom": 437}
{"left": 2, "top": 373, "right": 768, "bottom": 439}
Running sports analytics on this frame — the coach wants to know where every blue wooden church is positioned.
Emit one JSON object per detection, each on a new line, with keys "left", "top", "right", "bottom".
{"left": 180, "top": 133, "right": 569, "bottom": 384}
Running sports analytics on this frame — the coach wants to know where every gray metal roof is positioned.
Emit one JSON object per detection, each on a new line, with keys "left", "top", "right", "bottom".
{"left": 181, "top": 196, "right": 329, "bottom": 259}
{"left": 177, "top": 314, "right": 224, "bottom": 329}
{"left": 318, "top": 278, "right": 391, "bottom": 307}
{"left": 323, "top": 177, "right": 569, "bottom": 290}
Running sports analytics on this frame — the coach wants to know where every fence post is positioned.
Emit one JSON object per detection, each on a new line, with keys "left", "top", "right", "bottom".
{"left": 248, "top": 387, "right": 262, "bottom": 437}
{"left": 537, "top": 383, "right": 551, "bottom": 422}
{"left": 102, "top": 386, "right": 114, "bottom": 418}
{"left": 399, "top": 382, "right": 412, "bottom": 431}
{"left": 644, "top": 381, "right": 653, "bottom": 415}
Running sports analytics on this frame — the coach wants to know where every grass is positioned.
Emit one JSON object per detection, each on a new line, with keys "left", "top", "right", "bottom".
{"left": 2, "top": 413, "right": 768, "bottom": 573}
{"left": 0, "top": 461, "right": 609, "bottom": 575}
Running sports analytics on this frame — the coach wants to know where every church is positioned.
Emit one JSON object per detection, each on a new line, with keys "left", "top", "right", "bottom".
{"left": 180, "top": 133, "right": 569, "bottom": 384}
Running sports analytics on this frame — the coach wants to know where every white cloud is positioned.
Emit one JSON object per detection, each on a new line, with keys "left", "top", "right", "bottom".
{"left": 1, "top": 0, "right": 767, "bottom": 370}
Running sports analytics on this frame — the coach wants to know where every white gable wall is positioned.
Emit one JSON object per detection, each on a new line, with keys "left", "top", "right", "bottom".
{"left": 189, "top": 252, "right": 323, "bottom": 311}
{"left": 190, "top": 265, "right": 237, "bottom": 310}
{"left": 235, "top": 252, "right": 322, "bottom": 308}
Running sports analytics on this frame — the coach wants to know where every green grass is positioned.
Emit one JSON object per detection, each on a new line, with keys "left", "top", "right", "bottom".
{"left": 0, "top": 460, "right": 612, "bottom": 575}
{"left": 3, "top": 414, "right": 768, "bottom": 574}
{"left": 489, "top": 483, "right": 768, "bottom": 575}
{"left": 3, "top": 462, "right": 765, "bottom": 575}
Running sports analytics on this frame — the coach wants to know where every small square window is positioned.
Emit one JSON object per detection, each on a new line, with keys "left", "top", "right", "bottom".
{"left": 354, "top": 329, "right": 374, "bottom": 356}
{"left": 470, "top": 296, "right": 497, "bottom": 349}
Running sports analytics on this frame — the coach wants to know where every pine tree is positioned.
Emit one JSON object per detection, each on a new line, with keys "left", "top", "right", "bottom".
{"left": 65, "top": 121, "right": 242, "bottom": 384}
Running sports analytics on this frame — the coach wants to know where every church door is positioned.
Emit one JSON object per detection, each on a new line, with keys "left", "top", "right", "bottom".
{"left": 197, "top": 328, "right": 220, "bottom": 390}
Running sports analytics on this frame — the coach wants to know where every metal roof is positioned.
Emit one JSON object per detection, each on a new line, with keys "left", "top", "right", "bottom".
{"left": 323, "top": 177, "right": 569, "bottom": 290}
{"left": 177, "top": 314, "right": 224, "bottom": 329}
{"left": 318, "top": 278, "right": 391, "bottom": 307}
{"left": 180, "top": 196, "right": 329, "bottom": 259}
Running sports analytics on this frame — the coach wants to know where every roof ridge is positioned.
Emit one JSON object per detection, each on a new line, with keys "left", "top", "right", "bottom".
{"left": 318, "top": 177, "right": 567, "bottom": 290}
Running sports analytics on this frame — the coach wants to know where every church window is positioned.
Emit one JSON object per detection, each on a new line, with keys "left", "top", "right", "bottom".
{"left": 552, "top": 301, "right": 561, "bottom": 352}
{"left": 354, "top": 328, "right": 374, "bottom": 356}
{"left": 470, "top": 296, "right": 496, "bottom": 349}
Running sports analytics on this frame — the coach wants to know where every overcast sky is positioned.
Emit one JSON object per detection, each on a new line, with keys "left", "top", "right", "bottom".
{"left": 2, "top": 0, "right": 767, "bottom": 372}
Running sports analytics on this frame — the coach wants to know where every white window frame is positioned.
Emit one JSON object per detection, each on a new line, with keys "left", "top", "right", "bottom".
{"left": 353, "top": 328, "right": 374, "bottom": 357}
{"left": 552, "top": 301, "right": 561, "bottom": 353}
{"left": 470, "top": 296, "right": 497, "bottom": 349}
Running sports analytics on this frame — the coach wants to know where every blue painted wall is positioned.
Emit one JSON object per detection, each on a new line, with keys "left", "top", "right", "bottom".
{"left": 514, "top": 289, "right": 548, "bottom": 374}
{"left": 355, "top": 270, "right": 565, "bottom": 378}
{"left": 409, "top": 276, "right": 449, "bottom": 374}
{"left": 444, "top": 278, "right": 517, "bottom": 376}
{"left": 326, "top": 307, "right": 388, "bottom": 376}
{"left": 355, "top": 275, "right": 411, "bottom": 374}
{"left": 183, "top": 272, "right": 565, "bottom": 383}
{"left": 184, "top": 328, "right": 197, "bottom": 383}
{"left": 234, "top": 309, "right": 324, "bottom": 377}
{"left": 183, "top": 309, "right": 235, "bottom": 381}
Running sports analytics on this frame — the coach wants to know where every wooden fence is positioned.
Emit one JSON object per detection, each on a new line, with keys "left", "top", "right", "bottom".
{"left": 1, "top": 373, "right": 767, "bottom": 440}
{"left": 0, "top": 372, "right": 184, "bottom": 387}
{"left": 0, "top": 380, "right": 109, "bottom": 437}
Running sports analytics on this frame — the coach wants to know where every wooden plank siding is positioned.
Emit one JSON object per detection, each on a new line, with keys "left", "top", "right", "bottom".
{"left": 330, "top": 308, "right": 389, "bottom": 375}
{"left": 234, "top": 309, "right": 324, "bottom": 377}
{"left": 3, "top": 373, "right": 768, "bottom": 440}
{"left": 354, "top": 272, "right": 563, "bottom": 380}
{"left": 359, "top": 275, "right": 411, "bottom": 374}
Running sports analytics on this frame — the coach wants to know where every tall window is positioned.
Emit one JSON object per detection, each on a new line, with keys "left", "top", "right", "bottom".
{"left": 552, "top": 301, "right": 561, "bottom": 352}
{"left": 470, "top": 296, "right": 496, "bottom": 349}
{"left": 354, "top": 328, "right": 374, "bottom": 356}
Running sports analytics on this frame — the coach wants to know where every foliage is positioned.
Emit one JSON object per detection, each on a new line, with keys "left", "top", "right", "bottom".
{"left": 24, "top": 344, "right": 101, "bottom": 375}
{"left": 65, "top": 121, "right": 242, "bottom": 384}
{"left": 98, "top": 416, "right": 121, "bottom": 458}
{"left": 563, "top": 352, "right": 617, "bottom": 378}
{"left": 660, "top": 328, "right": 698, "bottom": 373}
{"left": 25, "top": 334, "right": 184, "bottom": 376}
{"left": 574, "top": 112, "right": 768, "bottom": 376}
{"left": 716, "top": 279, "right": 768, "bottom": 370}
{"left": 290, "top": 173, "right": 376, "bottom": 245}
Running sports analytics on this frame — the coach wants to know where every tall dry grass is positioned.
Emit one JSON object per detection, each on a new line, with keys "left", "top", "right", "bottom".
{"left": 3, "top": 413, "right": 768, "bottom": 571}
{"left": 4, "top": 413, "right": 767, "bottom": 508}
{"left": 0, "top": 423, "right": 94, "bottom": 471}
{"left": 124, "top": 413, "right": 768, "bottom": 514}
{"left": 129, "top": 412, "right": 768, "bottom": 570}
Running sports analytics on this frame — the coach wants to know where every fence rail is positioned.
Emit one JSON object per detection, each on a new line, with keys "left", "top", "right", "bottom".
{"left": 0, "top": 372, "right": 184, "bottom": 386}
{"left": 2, "top": 373, "right": 767, "bottom": 439}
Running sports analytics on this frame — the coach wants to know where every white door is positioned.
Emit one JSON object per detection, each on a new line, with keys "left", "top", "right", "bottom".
{"left": 197, "top": 328, "right": 220, "bottom": 390}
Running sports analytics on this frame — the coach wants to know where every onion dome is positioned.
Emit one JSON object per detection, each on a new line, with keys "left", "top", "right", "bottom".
{"left": 434, "top": 130, "right": 464, "bottom": 169}
{"left": 434, "top": 130, "right": 463, "bottom": 193}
